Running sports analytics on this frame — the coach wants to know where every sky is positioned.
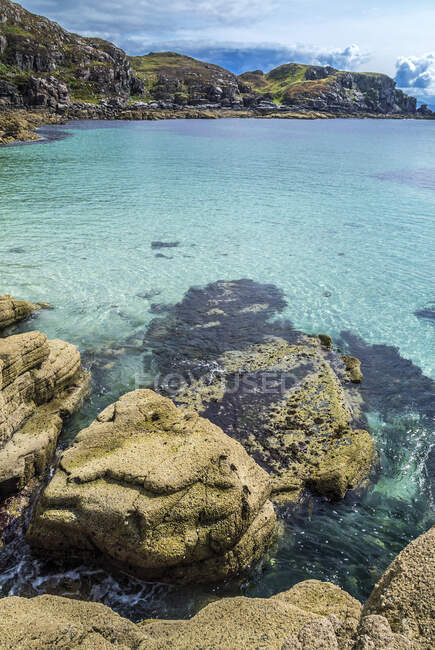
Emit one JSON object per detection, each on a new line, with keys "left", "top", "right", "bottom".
{"left": 19, "top": 0, "right": 435, "bottom": 106}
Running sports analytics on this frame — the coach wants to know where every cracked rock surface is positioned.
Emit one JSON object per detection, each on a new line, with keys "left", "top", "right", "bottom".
{"left": 0, "top": 331, "right": 89, "bottom": 496}
{"left": 27, "top": 389, "right": 277, "bottom": 583}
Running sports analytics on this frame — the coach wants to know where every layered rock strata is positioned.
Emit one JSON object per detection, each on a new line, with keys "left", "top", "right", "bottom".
{"left": 27, "top": 389, "right": 277, "bottom": 583}
{"left": 0, "top": 294, "right": 36, "bottom": 328}
{"left": 0, "top": 331, "right": 89, "bottom": 496}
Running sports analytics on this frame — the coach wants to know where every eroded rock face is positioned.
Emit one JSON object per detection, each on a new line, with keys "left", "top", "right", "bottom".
{"left": 0, "top": 575, "right": 421, "bottom": 649}
{"left": 363, "top": 527, "right": 435, "bottom": 648}
{"left": 139, "top": 580, "right": 361, "bottom": 649}
{"left": 27, "top": 389, "right": 277, "bottom": 583}
{"left": 0, "top": 294, "right": 35, "bottom": 329}
{"left": 144, "top": 279, "right": 376, "bottom": 504}
{"left": 355, "top": 616, "right": 412, "bottom": 649}
{"left": 0, "top": 584, "right": 357, "bottom": 649}
{"left": 0, "top": 331, "right": 89, "bottom": 496}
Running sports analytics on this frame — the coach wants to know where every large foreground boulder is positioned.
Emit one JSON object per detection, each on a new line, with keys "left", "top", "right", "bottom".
{"left": 363, "top": 527, "right": 435, "bottom": 648}
{"left": 0, "top": 331, "right": 89, "bottom": 496}
{"left": 0, "top": 294, "right": 36, "bottom": 329}
{"left": 27, "top": 389, "right": 277, "bottom": 583}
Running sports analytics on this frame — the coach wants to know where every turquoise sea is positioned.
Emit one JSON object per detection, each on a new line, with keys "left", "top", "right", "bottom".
{"left": 0, "top": 118, "right": 434, "bottom": 620}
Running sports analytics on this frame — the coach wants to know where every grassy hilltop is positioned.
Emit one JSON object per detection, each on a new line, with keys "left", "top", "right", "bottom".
{"left": 0, "top": 0, "right": 418, "bottom": 114}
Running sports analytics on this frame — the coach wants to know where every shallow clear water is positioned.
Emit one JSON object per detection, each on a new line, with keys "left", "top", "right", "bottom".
{"left": 0, "top": 118, "right": 434, "bottom": 620}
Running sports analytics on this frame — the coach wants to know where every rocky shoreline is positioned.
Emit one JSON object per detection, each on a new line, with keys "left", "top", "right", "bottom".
{"left": 1, "top": 105, "right": 433, "bottom": 146}
{"left": 2, "top": 0, "right": 434, "bottom": 146}
{"left": 0, "top": 292, "right": 433, "bottom": 648}
{"left": 0, "top": 529, "right": 433, "bottom": 648}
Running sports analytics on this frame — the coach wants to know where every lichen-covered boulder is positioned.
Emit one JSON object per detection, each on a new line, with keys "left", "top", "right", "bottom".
{"left": 363, "top": 527, "right": 435, "bottom": 648}
{"left": 139, "top": 581, "right": 361, "bottom": 649}
{"left": 0, "top": 582, "right": 362, "bottom": 650}
{"left": 0, "top": 594, "right": 145, "bottom": 649}
{"left": 0, "top": 294, "right": 36, "bottom": 329}
{"left": 0, "top": 331, "right": 89, "bottom": 497}
{"left": 27, "top": 389, "right": 277, "bottom": 583}
{"left": 274, "top": 579, "right": 362, "bottom": 648}
{"left": 354, "top": 616, "right": 412, "bottom": 649}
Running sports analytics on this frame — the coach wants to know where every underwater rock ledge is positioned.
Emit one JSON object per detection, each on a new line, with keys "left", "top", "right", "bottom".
{"left": 143, "top": 279, "right": 377, "bottom": 504}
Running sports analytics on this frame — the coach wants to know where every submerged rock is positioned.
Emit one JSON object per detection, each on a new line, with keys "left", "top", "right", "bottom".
{"left": 144, "top": 280, "right": 375, "bottom": 504}
{"left": 363, "top": 527, "right": 435, "bottom": 648}
{"left": 177, "top": 337, "right": 374, "bottom": 503}
{"left": 27, "top": 389, "right": 276, "bottom": 584}
{"left": 0, "top": 331, "right": 89, "bottom": 497}
{"left": 0, "top": 294, "right": 36, "bottom": 330}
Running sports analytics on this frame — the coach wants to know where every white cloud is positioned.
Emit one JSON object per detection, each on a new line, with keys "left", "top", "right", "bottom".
{"left": 395, "top": 53, "right": 435, "bottom": 89}
{"left": 395, "top": 53, "right": 435, "bottom": 107}
{"left": 22, "top": 0, "right": 277, "bottom": 34}
{"left": 126, "top": 41, "right": 369, "bottom": 74}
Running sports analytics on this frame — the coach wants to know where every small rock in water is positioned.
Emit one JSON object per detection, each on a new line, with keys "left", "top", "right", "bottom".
{"left": 323, "top": 291, "right": 332, "bottom": 298}
{"left": 151, "top": 241, "right": 179, "bottom": 249}
{"left": 414, "top": 306, "right": 435, "bottom": 321}
{"left": 7, "top": 247, "right": 26, "bottom": 254}
{"left": 136, "top": 289, "right": 161, "bottom": 300}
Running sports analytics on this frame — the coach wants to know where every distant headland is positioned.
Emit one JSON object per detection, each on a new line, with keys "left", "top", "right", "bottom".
{"left": 0, "top": 0, "right": 433, "bottom": 143}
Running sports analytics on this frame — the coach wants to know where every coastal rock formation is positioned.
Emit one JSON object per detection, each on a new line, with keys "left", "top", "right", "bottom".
{"left": 355, "top": 616, "right": 412, "bottom": 649}
{"left": 0, "top": 0, "right": 143, "bottom": 109}
{"left": 144, "top": 279, "right": 376, "bottom": 504}
{"left": 0, "top": 109, "right": 64, "bottom": 143}
{"left": 0, "top": 294, "right": 35, "bottom": 328}
{"left": 0, "top": 1, "right": 418, "bottom": 117}
{"left": 0, "top": 594, "right": 145, "bottom": 649}
{"left": 27, "top": 389, "right": 277, "bottom": 583}
{"left": 239, "top": 64, "right": 417, "bottom": 115}
{"left": 363, "top": 527, "right": 435, "bottom": 648}
{"left": 0, "top": 580, "right": 411, "bottom": 649}
{"left": 129, "top": 52, "right": 241, "bottom": 107}
{"left": 0, "top": 331, "right": 89, "bottom": 496}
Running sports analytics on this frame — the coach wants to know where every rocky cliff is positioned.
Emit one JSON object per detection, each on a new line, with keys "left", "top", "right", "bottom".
{"left": 0, "top": 0, "right": 420, "bottom": 118}
{"left": 239, "top": 63, "right": 417, "bottom": 115}
{"left": 0, "top": 0, "right": 143, "bottom": 110}
{"left": 129, "top": 52, "right": 241, "bottom": 108}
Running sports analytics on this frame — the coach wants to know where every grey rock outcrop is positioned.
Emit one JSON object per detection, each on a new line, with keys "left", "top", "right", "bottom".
{"left": 0, "top": 0, "right": 143, "bottom": 109}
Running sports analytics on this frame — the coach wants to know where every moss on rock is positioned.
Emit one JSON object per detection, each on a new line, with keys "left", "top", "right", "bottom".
{"left": 363, "top": 527, "right": 435, "bottom": 648}
{"left": 27, "top": 389, "right": 277, "bottom": 583}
